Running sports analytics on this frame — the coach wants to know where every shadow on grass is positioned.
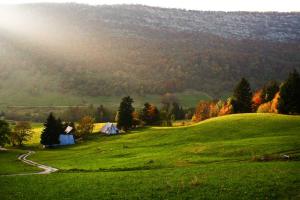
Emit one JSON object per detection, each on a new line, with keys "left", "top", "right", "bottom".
{"left": 59, "top": 165, "right": 167, "bottom": 173}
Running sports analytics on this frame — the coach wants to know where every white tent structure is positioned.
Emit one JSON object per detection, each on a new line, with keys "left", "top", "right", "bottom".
{"left": 101, "top": 123, "right": 119, "bottom": 135}
{"left": 65, "top": 126, "right": 73, "bottom": 134}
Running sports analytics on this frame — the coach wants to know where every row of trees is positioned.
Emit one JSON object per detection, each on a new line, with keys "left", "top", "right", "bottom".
{"left": 0, "top": 113, "right": 96, "bottom": 147}
{"left": 39, "top": 95, "right": 191, "bottom": 145}
{"left": 0, "top": 120, "right": 33, "bottom": 147}
{"left": 0, "top": 104, "right": 116, "bottom": 124}
{"left": 192, "top": 70, "right": 300, "bottom": 122}
{"left": 116, "top": 95, "right": 192, "bottom": 131}
{"left": 40, "top": 113, "right": 95, "bottom": 146}
{"left": 244, "top": 69, "right": 300, "bottom": 114}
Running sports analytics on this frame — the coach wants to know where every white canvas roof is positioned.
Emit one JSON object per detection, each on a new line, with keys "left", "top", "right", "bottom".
{"left": 101, "top": 123, "right": 119, "bottom": 135}
{"left": 65, "top": 126, "right": 73, "bottom": 134}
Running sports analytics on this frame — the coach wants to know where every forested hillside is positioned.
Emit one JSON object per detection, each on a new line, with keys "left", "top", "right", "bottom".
{"left": 0, "top": 4, "right": 299, "bottom": 103}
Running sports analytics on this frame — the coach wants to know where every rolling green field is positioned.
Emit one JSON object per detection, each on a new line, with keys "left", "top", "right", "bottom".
{"left": 1, "top": 114, "right": 300, "bottom": 199}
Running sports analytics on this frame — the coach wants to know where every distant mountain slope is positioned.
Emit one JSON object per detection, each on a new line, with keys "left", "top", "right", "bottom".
{"left": 0, "top": 4, "right": 299, "bottom": 104}
{"left": 89, "top": 5, "right": 300, "bottom": 42}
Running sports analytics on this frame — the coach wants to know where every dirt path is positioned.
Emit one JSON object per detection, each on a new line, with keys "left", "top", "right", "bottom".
{"left": 4, "top": 151, "right": 58, "bottom": 176}
{"left": 0, "top": 147, "right": 7, "bottom": 151}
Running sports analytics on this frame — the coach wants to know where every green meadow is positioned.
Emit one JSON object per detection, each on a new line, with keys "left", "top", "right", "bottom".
{"left": 0, "top": 149, "right": 41, "bottom": 175}
{"left": 1, "top": 114, "right": 300, "bottom": 199}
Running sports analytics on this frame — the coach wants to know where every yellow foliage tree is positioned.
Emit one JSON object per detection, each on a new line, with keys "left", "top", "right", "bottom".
{"left": 257, "top": 102, "right": 272, "bottom": 113}
{"left": 76, "top": 116, "right": 94, "bottom": 138}
{"left": 257, "top": 92, "right": 280, "bottom": 113}
{"left": 270, "top": 92, "right": 280, "bottom": 113}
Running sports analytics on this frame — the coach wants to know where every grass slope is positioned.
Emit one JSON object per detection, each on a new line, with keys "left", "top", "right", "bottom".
{"left": 0, "top": 149, "right": 41, "bottom": 175}
{"left": 1, "top": 114, "right": 300, "bottom": 199}
{"left": 30, "top": 114, "right": 300, "bottom": 170}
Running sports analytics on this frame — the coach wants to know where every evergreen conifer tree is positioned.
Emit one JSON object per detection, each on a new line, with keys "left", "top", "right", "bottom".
{"left": 117, "top": 96, "right": 134, "bottom": 131}
{"left": 278, "top": 70, "right": 300, "bottom": 114}
{"left": 56, "top": 118, "right": 64, "bottom": 134}
{"left": 261, "top": 81, "right": 279, "bottom": 103}
{"left": 233, "top": 78, "right": 252, "bottom": 113}
{"left": 41, "top": 113, "right": 61, "bottom": 146}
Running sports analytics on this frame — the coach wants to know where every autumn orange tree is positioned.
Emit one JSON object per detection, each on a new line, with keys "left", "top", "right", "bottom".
{"left": 218, "top": 98, "right": 235, "bottom": 116}
{"left": 76, "top": 116, "right": 94, "bottom": 138}
{"left": 252, "top": 90, "right": 263, "bottom": 112}
{"left": 192, "top": 101, "right": 213, "bottom": 122}
{"left": 257, "top": 92, "right": 280, "bottom": 113}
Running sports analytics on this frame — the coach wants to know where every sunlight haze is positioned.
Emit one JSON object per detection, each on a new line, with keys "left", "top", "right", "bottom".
{"left": 0, "top": 0, "right": 299, "bottom": 12}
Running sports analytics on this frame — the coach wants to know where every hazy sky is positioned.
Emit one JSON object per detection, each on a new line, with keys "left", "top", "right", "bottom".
{"left": 0, "top": 0, "right": 299, "bottom": 12}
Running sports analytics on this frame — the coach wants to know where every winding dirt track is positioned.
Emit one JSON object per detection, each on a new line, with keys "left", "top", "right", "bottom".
{"left": 4, "top": 151, "right": 58, "bottom": 176}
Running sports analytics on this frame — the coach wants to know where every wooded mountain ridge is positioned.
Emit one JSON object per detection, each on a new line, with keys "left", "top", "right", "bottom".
{"left": 0, "top": 4, "right": 299, "bottom": 100}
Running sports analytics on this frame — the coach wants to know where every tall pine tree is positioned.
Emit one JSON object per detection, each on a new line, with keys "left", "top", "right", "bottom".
{"left": 117, "top": 96, "right": 134, "bottom": 131}
{"left": 40, "top": 113, "right": 63, "bottom": 146}
{"left": 278, "top": 70, "right": 300, "bottom": 114}
{"left": 233, "top": 78, "right": 252, "bottom": 113}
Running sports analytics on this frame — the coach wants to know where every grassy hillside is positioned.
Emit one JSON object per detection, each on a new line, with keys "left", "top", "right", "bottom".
{"left": 1, "top": 114, "right": 299, "bottom": 199}
{"left": 0, "top": 149, "right": 41, "bottom": 175}
{"left": 29, "top": 114, "right": 300, "bottom": 170}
